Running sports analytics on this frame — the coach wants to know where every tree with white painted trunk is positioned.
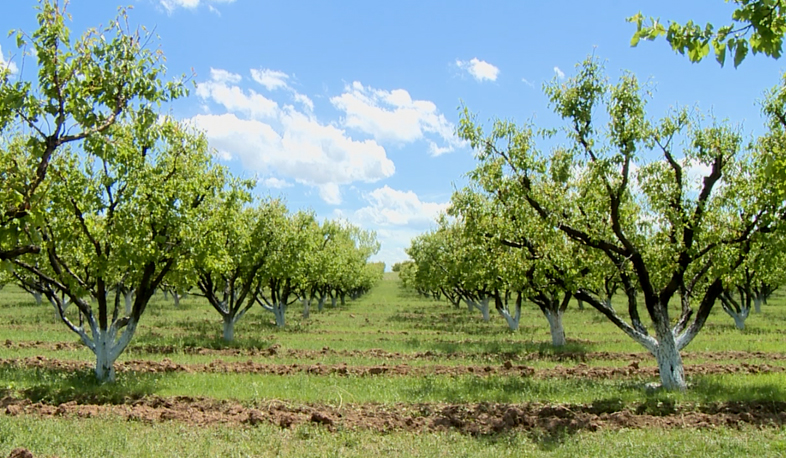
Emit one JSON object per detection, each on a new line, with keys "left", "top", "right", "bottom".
{"left": 188, "top": 187, "right": 292, "bottom": 341}
{"left": 255, "top": 211, "right": 319, "bottom": 327}
{"left": 459, "top": 57, "right": 786, "bottom": 390}
{"left": 13, "top": 119, "right": 225, "bottom": 382}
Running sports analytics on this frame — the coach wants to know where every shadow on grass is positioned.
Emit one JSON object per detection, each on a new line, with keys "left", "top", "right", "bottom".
{"left": 687, "top": 377, "right": 786, "bottom": 403}
{"left": 403, "top": 338, "right": 593, "bottom": 361}
{"left": 128, "top": 332, "right": 275, "bottom": 355}
{"left": 0, "top": 365, "right": 159, "bottom": 405}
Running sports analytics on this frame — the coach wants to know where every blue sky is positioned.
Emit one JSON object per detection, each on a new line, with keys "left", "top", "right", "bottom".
{"left": 1, "top": 0, "right": 784, "bottom": 267}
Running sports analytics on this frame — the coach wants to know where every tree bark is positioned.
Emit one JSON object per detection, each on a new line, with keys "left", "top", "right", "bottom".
{"left": 302, "top": 297, "right": 311, "bottom": 319}
{"left": 653, "top": 329, "right": 686, "bottom": 391}
{"left": 222, "top": 315, "right": 235, "bottom": 342}
{"left": 544, "top": 309, "right": 566, "bottom": 347}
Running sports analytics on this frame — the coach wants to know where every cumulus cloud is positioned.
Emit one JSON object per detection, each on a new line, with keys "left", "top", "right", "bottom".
{"left": 196, "top": 69, "right": 278, "bottom": 120}
{"left": 159, "top": 0, "right": 235, "bottom": 12}
{"left": 192, "top": 69, "right": 396, "bottom": 204}
{"left": 250, "top": 68, "right": 290, "bottom": 91}
{"left": 330, "top": 81, "right": 462, "bottom": 155}
{"left": 0, "top": 45, "right": 18, "bottom": 75}
{"left": 553, "top": 66, "right": 566, "bottom": 80}
{"left": 456, "top": 58, "right": 499, "bottom": 82}
{"left": 354, "top": 186, "right": 448, "bottom": 226}
{"left": 336, "top": 186, "right": 448, "bottom": 266}
{"left": 260, "top": 177, "right": 293, "bottom": 189}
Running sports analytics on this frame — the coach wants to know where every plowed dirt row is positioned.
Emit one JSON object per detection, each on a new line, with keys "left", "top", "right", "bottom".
{"left": 4, "top": 339, "right": 785, "bottom": 363}
{"left": 2, "top": 395, "right": 785, "bottom": 435}
{"left": 1, "top": 356, "right": 781, "bottom": 379}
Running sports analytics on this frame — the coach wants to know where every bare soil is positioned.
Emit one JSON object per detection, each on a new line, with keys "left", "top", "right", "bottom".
{"left": 0, "top": 355, "right": 782, "bottom": 379}
{"left": 4, "top": 339, "right": 785, "bottom": 363}
{"left": 1, "top": 394, "right": 784, "bottom": 436}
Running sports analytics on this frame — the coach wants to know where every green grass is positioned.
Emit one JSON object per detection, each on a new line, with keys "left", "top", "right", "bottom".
{"left": 1, "top": 273, "right": 786, "bottom": 456}
{"left": 1, "top": 415, "right": 785, "bottom": 458}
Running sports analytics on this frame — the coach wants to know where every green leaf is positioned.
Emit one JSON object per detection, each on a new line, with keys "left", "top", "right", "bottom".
{"left": 734, "top": 40, "right": 749, "bottom": 67}
{"left": 715, "top": 41, "right": 727, "bottom": 66}
{"left": 631, "top": 31, "right": 641, "bottom": 47}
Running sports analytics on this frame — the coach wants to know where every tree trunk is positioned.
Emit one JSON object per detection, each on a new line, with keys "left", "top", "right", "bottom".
{"left": 340, "top": 293, "right": 346, "bottom": 306}
{"left": 123, "top": 290, "right": 134, "bottom": 316}
{"left": 274, "top": 302, "right": 286, "bottom": 327}
{"left": 331, "top": 295, "right": 337, "bottom": 308}
{"left": 33, "top": 292, "right": 42, "bottom": 306}
{"left": 467, "top": 298, "right": 490, "bottom": 322}
{"left": 317, "top": 296, "right": 326, "bottom": 312}
{"left": 91, "top": 318, "right": 139, "bottom": 383}
{"left": 544, "top": 309, "right": 566, "bottom": 347}
{"left": 754, "top": 297, "right": 763, "bottom": 314}
{"left": 498, "top": 308, "right": 520, "bottom": 331}
{"left": 302, "top": 297, "right": 311, "bottom": 319}
{"left": 653, "top": 330, "right": 686, "bottom": 391}
{"left": 222, "top": 315, "right": 235, "bottom": 342}
{"left": 721, "top": 301, "right": 750, "bottom": 330}
{"left": 94, "top": 335, "right": 116, "bottom": 383}
{"left": 576, "top": 299, "right": 584, "bottom": 310}
{"left": 173, "top": 292, "right": 181, "bottom": 307}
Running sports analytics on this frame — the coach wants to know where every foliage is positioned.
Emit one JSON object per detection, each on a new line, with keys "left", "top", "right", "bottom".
{"left": 629, "top": 1, "right": 786, "bottom": 67}
{"left": 455, "top": 56, "right": 786, "bottom": 389}
{"left": 0, "top": 0, "right": 189, "bottom": 264}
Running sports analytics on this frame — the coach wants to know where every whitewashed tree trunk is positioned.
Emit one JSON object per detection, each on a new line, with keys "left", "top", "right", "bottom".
{"left": 466, "top": 298, "right": 490, "bottom": 322}
{"left": 721, "top": 302, "right": 750, "bottom": 330}
{"left": 653, "top": 330, "right": 686, "bottom": 391}
{"left": 576, "top": 299, "right": 584, "bottom": 310}
{"left": 317, "top": 296, "right": 326, "bottom": 312}
{"left": 302, "top": 297, "right": 311, "bottom": 319}
{"left": 754, "top": 297, "right": 763, "bottom": 314}
{"left": 90, "top": 317, "right": 139, "bottom": 383}
{"left": 544, "top": 309, "right": 566, "bottom": 347}
{"left": 331, "top": 295, "right": 337, "bottom": 308}
{"left": 498, "top": 307, "right": 521, "bottom": 331}
{"left": 273, "top": 302, "right": 286, "bottom": 327}
{"left": 33, "top": 292, "right": 42, "bottom": 306}
{"left": 123, "top": 290, "right": 135, "bottom": 316}
{"left": 173, "top": 292, "right": 181, "bottom": 307}
{"left": 222, "top": 315, "right": 235, "bottom": 342}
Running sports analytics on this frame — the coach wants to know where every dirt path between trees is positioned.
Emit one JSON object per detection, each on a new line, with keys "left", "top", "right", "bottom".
{"left": 0, "top": 355, "right": 782, "bottom": 379}
{"left": 2, "top": 395, "right": 785, "bottom": 436}
{"left": 4, "top": 339, "right": 785, "bottom": 363}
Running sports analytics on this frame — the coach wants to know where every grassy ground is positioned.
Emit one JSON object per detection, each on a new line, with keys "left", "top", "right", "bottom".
{"left": 1, "top": 273, "right": 785, "bottom": 457}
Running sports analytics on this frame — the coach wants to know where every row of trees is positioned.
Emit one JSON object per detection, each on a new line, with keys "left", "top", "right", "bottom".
{"left": 0, "top": 1, "right": 382, "bottom": 382}
{"left": 402, "top": 57, "right": 786, "bottom": 391}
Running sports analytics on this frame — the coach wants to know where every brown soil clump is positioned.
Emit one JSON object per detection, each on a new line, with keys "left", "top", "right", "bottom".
{"left": 1, "top": 395, "right": 784, "bottom": 436}
{"left": 0, "top": 356, "right": 781, "bottom": 380}
{"left": 5, "top": 339, "right": 785, "bottom": 364}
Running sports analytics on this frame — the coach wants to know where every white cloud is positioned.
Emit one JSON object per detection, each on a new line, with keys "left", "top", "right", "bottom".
{"left": 192, "top": 70, "right": 396, "bottom": 204}
{"left": 521, "top": 78, "right": 535, "bottom": 88}
{"left": 209, "top": 68, "right": 241, "bottom": 84}
{"left": 330, "top": 81, "right": 462, "bottom": 155}
{"left": 260, "top": 177, "right": 293, "bottom": 189}
{"left": 196, "top": 69, "right": 278, "bottom": 120}
{"left": 159, "top": 0, "right": 235, "bottom": 12}
{"left": 293, "top": 93, "right": 314, "bottom": 112}
{"left": 456, "top": 58, "right": 499, "bottom": 82}
{"left": 353, "top": 186, "right": 448, "bottom": 227}
{"left": 0, "top": 45, "right": 18, "bottom": 75}
{"left": 250, "top": 68, "right": 290, "bottom": 91}
{"left": 553, "top": 66, "right": 566, "bottom": 80}
{"left": 335, "top": 187, "right": 448, "bottom": 267}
